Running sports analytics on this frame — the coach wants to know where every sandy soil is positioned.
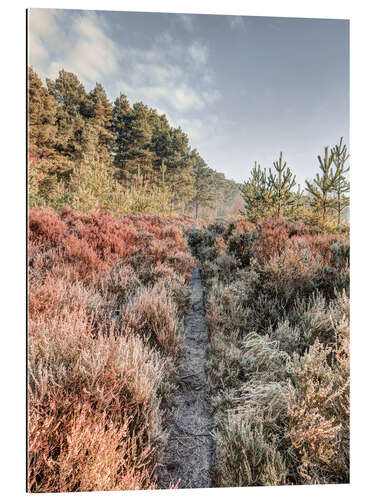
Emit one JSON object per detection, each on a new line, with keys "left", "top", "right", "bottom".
{"left": 157, "top": 266, "right": 214, "bottom": 489}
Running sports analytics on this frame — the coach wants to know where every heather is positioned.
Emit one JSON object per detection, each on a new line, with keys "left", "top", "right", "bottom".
{"left": 28, "top": 207, "right": 198, "bottom": 492}
{"left": 188, "top": 217, "right": 349, "bottom": 486}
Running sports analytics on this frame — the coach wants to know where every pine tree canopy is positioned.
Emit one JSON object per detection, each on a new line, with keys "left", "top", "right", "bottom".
{"left": 28, "top": 67, "right": 238, "bottom": 218}
{"left": 268, "top": 152, "right": 297, "bottom": 216}
{"left": 28, "top": 67, "right": 57, "bottom": 159}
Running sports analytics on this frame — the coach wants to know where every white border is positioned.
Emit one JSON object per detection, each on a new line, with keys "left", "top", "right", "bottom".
{"left": 1, "top": 1, "right": 374, "bottom": 498}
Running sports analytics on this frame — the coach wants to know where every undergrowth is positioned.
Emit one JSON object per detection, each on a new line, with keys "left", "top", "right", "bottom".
{"left": 188, "top": 217, "right": 349, "bottom": 487}
{"left": 28, "top": 207, "right": 199, "bottom": 492}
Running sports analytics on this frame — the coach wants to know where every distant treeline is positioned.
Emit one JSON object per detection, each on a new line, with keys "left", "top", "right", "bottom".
{"left": 28, "top": 67, "right": 241, "bottom": 218}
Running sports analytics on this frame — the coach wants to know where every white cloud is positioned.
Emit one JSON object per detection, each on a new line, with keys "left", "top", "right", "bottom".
{"left": 131, "top": 62, "right": 183, "bottom": 86}
{"left": 178, "top": 118, "right": 205, "bottom": 142}
{"left": 118, "top": 82, "right": 205, "bottom": 112}
{"left": 28, "top": 10, "right": 221, "bottom": 119}
{"left": 176, "top": 115, "right": 223, "bottom": 144}
{"left": 28, "top": 9, "right": 59, "bottom": 66}
{"left": 29, "top": 32, "right": 48, "bottom": 66}
{"left": 29, "top": 10, "right": 119, "bottom": 84}
{"left": 29, "top": 9, "right": 59, "bottom": 39}
{"left": 116, "top": 35, "right": 219, "bottom": 113}
{"left": 56, "top": 14, "right": 118, "bottom": 81}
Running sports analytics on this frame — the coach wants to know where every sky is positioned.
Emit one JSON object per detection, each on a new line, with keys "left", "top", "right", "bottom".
{"left": 28, "top": 8, "right": 349, "bottom": 186}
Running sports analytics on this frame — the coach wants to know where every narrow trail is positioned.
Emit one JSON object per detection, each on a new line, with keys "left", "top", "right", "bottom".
{"left": 157, "top": 266, "right": 214, "bottom": 489}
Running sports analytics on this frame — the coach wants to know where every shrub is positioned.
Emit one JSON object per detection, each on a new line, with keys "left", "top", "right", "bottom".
{"left": 28, "top": 208, "right": 198, "bottom": 492}
{"left": 287, "top": 331, "right": 349, "bottom": 483}
{"left": 189, "top": 216, "right": 349, "bottom": 487}
{"left": 214, "top": 416, "right": 287, "bottom": 487}
{"left": 121, "top": 283, "right": 183, "bottom": 357}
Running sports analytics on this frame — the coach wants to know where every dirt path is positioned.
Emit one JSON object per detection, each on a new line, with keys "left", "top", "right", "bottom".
{"left": 157, "top": 266, "right": 214, "bottom": 489}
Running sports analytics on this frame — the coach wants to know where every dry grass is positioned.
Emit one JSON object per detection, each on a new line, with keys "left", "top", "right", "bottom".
{"left": 28, "top": 207, "right": 197, "bottom": 492}
{"left": 188, "top": 217, "right": 349, "bottom": 487}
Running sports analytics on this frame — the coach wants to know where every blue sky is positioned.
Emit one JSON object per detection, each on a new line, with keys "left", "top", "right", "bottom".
{"left": 28, "top": 9, "right": 349, "bottom": 186}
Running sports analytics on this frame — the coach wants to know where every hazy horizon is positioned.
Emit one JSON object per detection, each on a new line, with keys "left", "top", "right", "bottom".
{"left": 28, "top": 9, "right": 349, "bottom": 186}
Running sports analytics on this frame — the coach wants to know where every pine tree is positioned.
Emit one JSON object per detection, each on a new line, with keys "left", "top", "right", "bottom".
{"left": 211, "top": 171, "right": 227, "bottom": 216}
{"left": 126, "top": 102, "right": 155, "bottom": 180}
{"left": 305, "top": 146, "right": 339, "bottom": 228}
{"left": 47, "top": 69, "right": 87, "bottom": 115}
{"left": 112, "top": 99, "right": 155, "bottom": 183}
{"left": 28, "top": 69, "right": 239, "bottom": 220}
{"left": 331, "top": 137, "right": 350, "bottom": 226}
{"left": 46, "top": 70, "right": 90, "bottom": 171}
{"left": 240, "top": 161, "right": 273, "bottom": 222}
{"left": 84, "top": 83, "right": 115, "bottom": 160}
{"left": 268, "top": 152, "right": 297, "bottom": 217}
{"left": 190, "top": 151, "right": 216, "bottom": 218}
{"left": 28, "top": 67, "right": 57, "bottom": 160}
{"left": 28, "top": 67, "right": 62, "bottom": 207}
{"left": 112, "top": 93, "right": 133, "bottom": 183}
{"left": 165, "top": 128, "right": 195, "bottom": 208}
{"left": 150, "top": 119, "right": 195, "bottom": 208}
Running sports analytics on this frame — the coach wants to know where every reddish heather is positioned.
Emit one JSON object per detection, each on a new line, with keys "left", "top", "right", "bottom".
{"left": 28, "top": 207, "right": 198, "bottom": 493}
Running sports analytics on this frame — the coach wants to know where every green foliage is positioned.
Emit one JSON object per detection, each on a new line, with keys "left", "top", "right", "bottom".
{"left": 331, "top": 137, "right": 350, "bottom": 226}
{"left": 112, "top": 97, "right": 195, "bottom": 207}
{"left": 28, "top": 67, "right": 57, "bottom": 160}
{"left": 241, "top": 156, "right": 303, "bottom": 223}
{"left": 121, "top": 102, "right": 155, "bottom": 179}
{"left": 269, "top": 152, "right": 302, "bottom": 217}
{"left": 46, "top": 70, "right": 89, "bottom": 171}
{"left": 305, "top": 146, "right": 339, "bottom": 230}
{"left": 84, "top": 83, "right": 115, "bottom": 160}
{"left": 31, "top": 157, "right": 175, "bottom": 218}
{"left": 190, "top": 151, "right": 216, "bottom": 218}
{"left": 111, "top": 92, "right": 133, "bottom": 179}
{"left": 28, "top": 67, "right": 238, "bottom": 219}
{"left": 240, "top": 162, "right": 273, "bottom": 222}
{"left": 241, "top": 141, "right": 349, "bottom": 231}
{"left": 29, "top": 67, "right": 347, "bottom": 225}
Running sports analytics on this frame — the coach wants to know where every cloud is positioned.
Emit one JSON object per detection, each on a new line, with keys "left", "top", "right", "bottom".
{"left": 55, "top": 14, "right": 118, "bottom": 81}
{"left": 176, "top": 114, "right": 224, "bottom": 145}
{"left": 178, "top": 118, "right": 205, "bottom": 142}
{"left": 229, "top": 16, "right": 246, "bottom": 32}
{"left": 29, "top": 9, "right": 221, "bottom": 119}
{"left": 29, "top": 10, "right": 119, "bottom": 84}
{"left": 117, "top": 82, "right": 205, "bottom": 112}
{"left": 28, "top": 9, "right": 59, "bottom": 67}
{"left": 116, "top": 34, "right": 220, "bottom": 113}
{"left": 131, "top": 62, "right": 183, "bottom": 86}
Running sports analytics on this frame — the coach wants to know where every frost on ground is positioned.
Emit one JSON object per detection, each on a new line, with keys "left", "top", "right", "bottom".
{"left": 157, "top": 267, "right": 214, "bottom": 489}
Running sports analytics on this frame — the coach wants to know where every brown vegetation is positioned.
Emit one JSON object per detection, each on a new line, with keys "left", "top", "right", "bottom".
{"left": 188, "top": 217, "right": 349, "bottom": 486}
{"left": 28, "top": 207, "right": 198, "bottom": 492}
